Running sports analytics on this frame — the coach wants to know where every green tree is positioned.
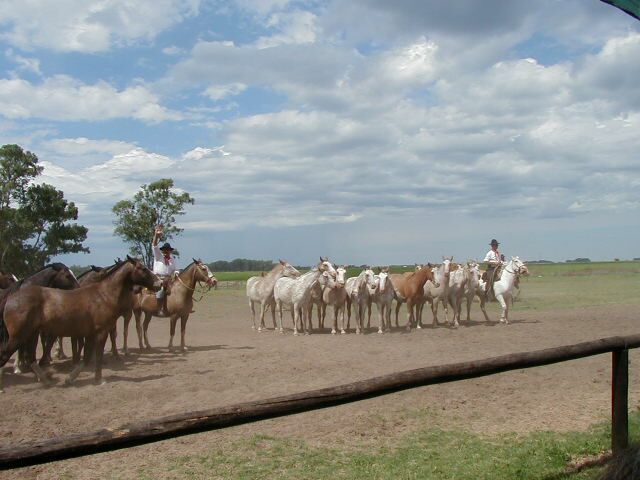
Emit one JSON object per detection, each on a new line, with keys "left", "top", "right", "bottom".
{"left": 0, "top": 144, "right": 89, "bottom": 276}
{"left": 112, "top": 178, "right": 194, "bottom": 267}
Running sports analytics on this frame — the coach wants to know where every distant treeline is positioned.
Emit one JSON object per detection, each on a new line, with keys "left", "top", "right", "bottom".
{"left": 207, "top": 258, "right": 276, "bottom": 272}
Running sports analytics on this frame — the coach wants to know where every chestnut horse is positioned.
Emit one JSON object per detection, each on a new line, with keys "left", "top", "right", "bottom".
{"left": 0, "top": 256, "right": 161, "bottom": 389}
{"left": 390, "top": 264, "right": 439, "bottom": 331}
{"left": 0, "top": 263, "right": 80, "bottom": 378}
{"left": 134, "top": 259, "right": 216, "bottom": 352}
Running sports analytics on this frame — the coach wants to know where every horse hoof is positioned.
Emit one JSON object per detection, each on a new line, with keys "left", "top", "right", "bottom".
{"left": 340, "top": 330, "right": 346, "bottom": 335}
{"left": 378, "top": 329, "right": 383, "bottom": 334}
{"left": 94, "top": 379, "right": 107, "bottom": 386}
{"left": 417, "top": 325, "right": 422, "bottom": 329}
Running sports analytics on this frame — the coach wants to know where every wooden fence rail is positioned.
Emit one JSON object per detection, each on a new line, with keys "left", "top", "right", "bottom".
{"left": 1, "top": 334, "right": 639, "bottom": 470}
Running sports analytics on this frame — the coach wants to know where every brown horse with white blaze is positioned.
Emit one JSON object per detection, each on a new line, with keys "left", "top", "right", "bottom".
{"left": 0, "top": 256, "right": 161, "bottom": 389}
{"left": 134, "top": 259, "right": 217, "bottom": 352}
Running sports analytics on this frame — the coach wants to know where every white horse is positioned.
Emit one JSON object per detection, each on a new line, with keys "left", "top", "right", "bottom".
{"left": 274, "top": 258, "right": 336, "bottom": 335}
{"left": 246, "top": 260, "right": 301, "bottom": 331}
{"left": 321, "top": 266, "right": 348, "bottom": 334}
{"left": 479, "top": 256, "right": 529, "bottom": 324}
{"left": 417, "top": 257, "right": 452, "bottom": 328}
{"left": 446, "top": 263, "right": 470, "bottom": 328}
{"left": 463, "top": 261, "right": 490, "bottom": 324}
{"left": 345, "top": 267, "right": 376, "bottom": 334}
{"left": 368, "top": 268, "right": 395, "bottom": 334}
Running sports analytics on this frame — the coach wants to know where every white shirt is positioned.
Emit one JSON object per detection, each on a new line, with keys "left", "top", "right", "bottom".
{"left": 152, "top": 245, "right": 178, "bottom": 276}
{"left": 484, "top": 249, "right": 502, "bottom": 265}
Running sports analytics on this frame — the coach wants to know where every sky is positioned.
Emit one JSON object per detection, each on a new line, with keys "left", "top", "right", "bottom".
{"left": 1, "top": 0, "right": 639, "bottom": 268}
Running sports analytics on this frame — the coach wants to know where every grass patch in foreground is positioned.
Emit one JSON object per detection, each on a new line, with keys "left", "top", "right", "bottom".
{"left": 155, "top": 411, "right": 640, "bottom": 480}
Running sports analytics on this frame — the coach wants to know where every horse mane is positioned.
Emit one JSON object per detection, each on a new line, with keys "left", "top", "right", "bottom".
{"left": 100, "top": 259, "right": 129, "bottom": 280}
{"left": 77, "top": 265, "right": 104, "bottom": 279}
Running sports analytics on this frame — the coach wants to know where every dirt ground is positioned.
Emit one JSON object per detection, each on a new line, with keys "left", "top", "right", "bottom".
{"left": 1, "top": 289, "right": 639, "bottom": 479}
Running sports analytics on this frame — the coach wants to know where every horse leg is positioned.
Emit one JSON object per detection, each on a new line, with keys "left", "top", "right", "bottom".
{"left": 142, "top": 312, "right": 153, "bottom": 350}
{"left": 179, "top": 314, "right": 189, "bottom": 352}
{"left": 276, "top": 300, "right": 284, "bottom": 334}
{"left": 405, "top": 299, "right": 414, "bottom": 332}
{"left": 168, "top": 315, "right": 179, "bottom": 351}
{"left": 478, "top": 293, "right": 491, "bottom": 323}
{"left": 109, "top": 327, "right": 120, "bottom": 360}
{"left": 270, "top": 300, "right": 277, "bottom": 330}
{"left": 377, "top": 303, "right": 384, "bottom": 334}
{"left": 55, "top": 336, "right": 67, "bottom": 359}
{"left": 394, "top": 301, "right": 401, "bottom": 328}
{"left": 93, "top": 331, "right": 109, "bottom": 385}
{"left": 292, "top": 305, "right": 300, "bottom": 336}
{"left": 134, "top": 311, "right": 144, "bottom": 350}
{"left": 39, "top": 333, "right": 52, "bottom": 366}
{"left": 249, "top": 299, "right": 257, "bottom": 330}
{"left": 123, "top": 312, "right": 131, "bottom": 356}
{"left": 331, "top": 305, "right": 338, "bottom": 335}
{"left": 258, "top": 302, "right": 267, "bottom": 332}
{"left": 497, "top": 294, "right": 508, "bottom": 324}
{"left": 345, "top": 298, "right": 351, "bottom": 332}
{"left": 0, "top": 336, "right": 22, "bottom": 393}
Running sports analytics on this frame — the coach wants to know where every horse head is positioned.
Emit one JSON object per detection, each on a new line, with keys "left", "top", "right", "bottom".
{"left": 510, "top": 256, "right": 529, "bottom": 276}
{"left": 334, "top": 266, "right": 346, "bottom": 287}
{"left": 192, "top": 258, "right": 218, "bottom": 287}
{"left": 376, "top": 267, "right": 390, "bottom": 293}
{"left": 318, "top": 257, "right": 337, "bottom": 276}
{"left": 126, "top": 255, "right": 162, "bottom": 291}
{"left": 280, "top": 260, "right": 301, "bottom": 278}
{"left": 49, "top": 263, "right": 80, "bottom": 290}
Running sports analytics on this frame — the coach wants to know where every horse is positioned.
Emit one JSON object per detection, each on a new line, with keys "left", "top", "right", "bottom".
{"left": 416, "top": 257, "right": 453, "bottom": 328}
{"left": 462, "top": 261, "right": 491, "bottom": 324}
{"left": 368, "top": 268, "right": 395, "bottom": 334}
{"left": 0, "top": 263, "right": 80, "bottom": 379}
{"left": 274, "top": 258, "right": 336, "bottom": 335}
{"left": 72, "top": 263, "right": 134, "bottom": 359}
{"left": 479, "top": 257, "right": 529, "bottom": 324}
{"left": 345, "top": 267, "right": 376, "bottom": 334}
{"left": 390, "top": 264, "right": 439, "bottom": 331}
{"left": 246, "top": 260, "right": 301, "bottom": 331}
{"left": 135, "top": 259, "right": 217, "bottom": 352}
{"left": 0, "top": 256, "right": 161, "bottom": 389}
{"left": 321, "top": 265, "right": 348, "bottom": 334}
{"left": 445, "top": 263, "right": 469, "bottom": 328}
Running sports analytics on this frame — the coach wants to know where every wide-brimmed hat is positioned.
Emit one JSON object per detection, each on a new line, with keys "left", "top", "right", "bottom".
{"left": 489, "top": 239, "right": 500, "bottom": 246}
{"left": 159, "top": 242, "right": 175, "bottom": 252}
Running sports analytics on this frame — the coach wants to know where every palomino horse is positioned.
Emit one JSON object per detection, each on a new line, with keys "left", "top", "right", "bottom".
{"left": 0, "top": 256, "right": 161, "bottom": 389}
{"left": 479, "top": 256, "right": 529, "bottom": 324}
{"left": 390, "top": 264, "right": 439, "bottom": 331}
{"left": 136, "top": 259, "right": 217, "bottom": 352}
{"left": 246, "top": 260, "right": 301, "bottom": 331}
{"left": 0, "top": 263, "right": 80, "bottom": 378}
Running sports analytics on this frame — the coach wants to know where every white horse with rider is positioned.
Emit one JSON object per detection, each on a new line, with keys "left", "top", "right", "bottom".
{"left": 479, "top": 256, "right": 529, "bottom": 324}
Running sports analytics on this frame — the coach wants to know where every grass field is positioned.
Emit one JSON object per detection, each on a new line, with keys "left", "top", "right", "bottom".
{"left": 153, "top": 412, "right": 640, "bottom": 479}
{"left": 156, "top": 262, "right": 640, "bottom": 479}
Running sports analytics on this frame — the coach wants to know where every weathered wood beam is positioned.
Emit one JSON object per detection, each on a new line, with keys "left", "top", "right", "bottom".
{"left": 2, "top": 334, "right": 639, "bottom": 469}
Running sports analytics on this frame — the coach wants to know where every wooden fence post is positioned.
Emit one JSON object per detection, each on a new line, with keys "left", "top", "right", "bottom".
{"left": 612, "top": 349, "right": 629, "bottom": 453}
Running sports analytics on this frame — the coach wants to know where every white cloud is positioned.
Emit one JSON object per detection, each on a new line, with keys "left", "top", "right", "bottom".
{"left": 0, "top": 75, "right": 181, "bottom": 122}
{"left": 256, "top": 10, "right": 319, "bottom": 49}
{"left": 203, "top": 83, "right": 247, "bottom": 100}
{"left": 0, "top": 0, "right": 201, "bottom": 53}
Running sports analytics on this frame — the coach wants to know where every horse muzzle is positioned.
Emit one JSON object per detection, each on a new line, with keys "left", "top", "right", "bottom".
{"left": 207, "top": 277, "right": 218, "bottom": 287}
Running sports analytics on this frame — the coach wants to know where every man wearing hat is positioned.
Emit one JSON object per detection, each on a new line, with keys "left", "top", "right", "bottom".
{"left": 483, "top": 239, "right": 505, "bottom": 300}
{"left": 152, "top": 225, "right": 178, "bottom": 316}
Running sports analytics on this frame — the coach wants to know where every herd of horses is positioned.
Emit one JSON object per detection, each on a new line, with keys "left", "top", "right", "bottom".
{"left": 247, "top": 257, "right": 529, "bottom": 336}
{"left": 0, "top": 254, "right": 528, "bottom": 392}
{"left": 0, "top": 258, "right": 216, "bottom": 392}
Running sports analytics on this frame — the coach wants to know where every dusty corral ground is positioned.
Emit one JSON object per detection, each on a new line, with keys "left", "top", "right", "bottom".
{"left": 1, "top": 289, "right": 639, "bottom": 479}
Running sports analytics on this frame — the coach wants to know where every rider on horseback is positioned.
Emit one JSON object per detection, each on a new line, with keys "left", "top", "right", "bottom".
{"left": 152, "top": 225, "right": 177, "bottom": 317}
{"left": 483, "top": 238, "right": 504, "bottom": 300}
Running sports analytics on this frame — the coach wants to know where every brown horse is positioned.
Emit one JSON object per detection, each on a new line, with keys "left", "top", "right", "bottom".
{"left": 0, "top": 263, "right": 80, "bottom": 378}
{"left": 390, "top": 264, "right": 439, "bottom": 331}
{"left": 0, "top": 256, "right": 161, "bottom": 389}
{"left": 134, "top": 259, "right": 216, "bottom": 352}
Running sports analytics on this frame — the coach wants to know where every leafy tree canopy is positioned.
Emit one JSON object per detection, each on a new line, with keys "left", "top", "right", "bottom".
{"left": 0, "top": 144, "right": 89, "bottom": 276}
{"left": 112, "top": 178, "right": 194, "bottom": 267}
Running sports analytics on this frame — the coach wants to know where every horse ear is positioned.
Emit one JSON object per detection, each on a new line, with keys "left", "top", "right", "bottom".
{"left": 320, "top": 256, "right": 327, "bottom": 262}
{"left": 192, "top": 257, "right": 198, "bottom": 263}
{"left": 126, "top": 255, "right": 133, "bottom": 261}
{"left": 279, "top": 259, "right": 286, "bottom": 265}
